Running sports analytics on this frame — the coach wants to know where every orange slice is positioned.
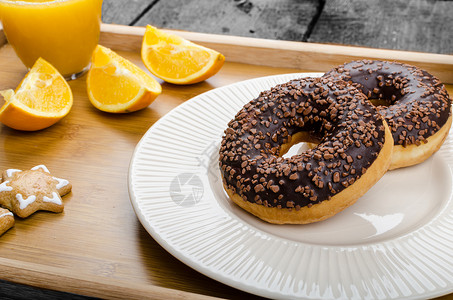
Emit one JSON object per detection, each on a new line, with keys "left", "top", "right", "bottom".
{"left": 87, "top": 45, "right": 162, "bottom": 113}
{"left": 0, "top": 57, "right": 73, "bottom": 131}
{"left": 141, "top": 25, "right": 225, "bottom": 85}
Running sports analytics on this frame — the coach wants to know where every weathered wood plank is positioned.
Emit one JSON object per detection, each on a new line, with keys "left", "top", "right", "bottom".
{"left": 309, "top": 0, "right": 453, "bottom": 54}
{"left": 101, "top": 0, "right": 153, "bottom": 25}
{"left": 0, "top": 279, "right": 93, "bottom": 300}
{"left": 133, "top": 0, "right": 320, "bottom": 41}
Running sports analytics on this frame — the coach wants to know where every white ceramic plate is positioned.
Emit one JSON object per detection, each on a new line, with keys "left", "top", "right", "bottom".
{"left": 128, "top": 73, "right": 453, "bottom": 299}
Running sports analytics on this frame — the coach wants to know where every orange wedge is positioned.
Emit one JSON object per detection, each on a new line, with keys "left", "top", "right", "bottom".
{"left": 141, "top": 25, "right": 225, "bottom": 85}
{"left": 0, "top": 57, "right": 73, "bottom": 131}
{"left": 87, "top": 45, "right": 162, "bottom": 113}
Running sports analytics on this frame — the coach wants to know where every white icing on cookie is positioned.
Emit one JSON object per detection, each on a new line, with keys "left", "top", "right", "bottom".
{"left": 16, "top": 194, "right": 37, "bottom": 209}
{"left": 0, "top": 212, "right": 13, "bottom": 218}
{"left": 6, "top": 169, "right": 21, "bottom": 178}
{"left": 43, "top": 192, "right": 62, "bottom": 205}
{"left": 31, "top": 165, "right": 50, "bottom": 173}
{"left": 53, "top": 177, "right": 69, "bottom": 189}
{"left": 0, "top": 181, "right": 13, "bottom": 192}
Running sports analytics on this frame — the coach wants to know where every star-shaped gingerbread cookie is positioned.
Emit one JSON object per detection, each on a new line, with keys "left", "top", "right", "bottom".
{"left": 0, "top": 165, "right": 72, "bottom": 218}
{"left": 0, "top": 207, "right": 14, "bottom": 236}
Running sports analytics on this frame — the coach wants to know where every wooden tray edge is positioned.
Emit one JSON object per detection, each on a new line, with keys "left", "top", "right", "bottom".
{"left": 100, "top": 23, "right": 453, "bottom": 84}
{"left": 0, "top": 257, "right": 221, "bottom": 300}
{"left": 2, "top": 23, "right": 452, "bottom": 83}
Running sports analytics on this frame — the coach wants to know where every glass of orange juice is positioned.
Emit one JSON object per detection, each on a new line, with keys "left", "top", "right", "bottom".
{"left": 0, "top": 0, "right": 103, "bottom": 80}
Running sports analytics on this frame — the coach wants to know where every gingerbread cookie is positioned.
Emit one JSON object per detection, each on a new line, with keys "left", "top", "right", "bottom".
{"left": 0, "top": 165, "right": 71, "bottom": 218}
{"left": 0, "top": 207, "right": 14, "bottom": 236}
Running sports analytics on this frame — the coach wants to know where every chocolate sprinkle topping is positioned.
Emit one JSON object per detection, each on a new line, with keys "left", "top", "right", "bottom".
{"left": 324, "top": 60, "right": 451, "bottom": 147}
{"left": 219, "top": 77, "right": 386, "bottom": 209}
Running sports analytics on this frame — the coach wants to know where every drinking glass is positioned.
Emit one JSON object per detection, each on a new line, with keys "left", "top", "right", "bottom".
{"left": 0, "top": 0, "right": 103, "bottom": 80}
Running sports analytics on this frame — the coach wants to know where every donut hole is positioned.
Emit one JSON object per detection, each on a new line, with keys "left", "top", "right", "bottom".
{"left": 280, "top": 131, "right": 320, "bottom": 158}
{"left": 369, "top": 98, "right": 392, "bottom": 108}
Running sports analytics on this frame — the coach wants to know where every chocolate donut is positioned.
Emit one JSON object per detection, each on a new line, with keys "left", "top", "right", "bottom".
{"left": 324, "top": 60, "right": 452, "bottom": 169}
{"left": 219, "top": 77, "right": 393, "bottom": 224}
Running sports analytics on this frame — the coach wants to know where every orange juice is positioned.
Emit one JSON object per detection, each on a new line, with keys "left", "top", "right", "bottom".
{"left": 0, "top": 0, "right": 103, "bottom": 79}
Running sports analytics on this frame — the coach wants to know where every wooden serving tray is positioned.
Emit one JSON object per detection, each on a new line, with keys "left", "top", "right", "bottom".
{"left": 0, "top": 23, "right": 452, "bottom": 299}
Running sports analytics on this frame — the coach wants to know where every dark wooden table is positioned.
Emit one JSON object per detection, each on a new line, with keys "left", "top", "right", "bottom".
{"left": 1, "top": 0, "right": 453, "bottom": 299}
{"left": 102, "top": 0, "right": 453, "bottom": 55}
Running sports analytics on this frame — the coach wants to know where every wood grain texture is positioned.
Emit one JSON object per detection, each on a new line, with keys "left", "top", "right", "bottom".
{"left": 309, "top": 0, "right": 453, "bottom": 54}
{"left": 100, "top": 0, "right": 453, "bottom": 54}
{"left": 132, "top": 0, "right": 319, "bottom": 41}
{"left": 0, "top": 279, "right": 95, "bottom": 300}
{"left": 101, "top": 0, "right": 153, "bottom": 26}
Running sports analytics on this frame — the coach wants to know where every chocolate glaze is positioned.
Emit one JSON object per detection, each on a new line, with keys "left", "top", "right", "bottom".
{"left": 219, "top": 77, "right": 387, "bottom": 210}
{"left": 324, "top": 60, "right": 451, "bottom": 146}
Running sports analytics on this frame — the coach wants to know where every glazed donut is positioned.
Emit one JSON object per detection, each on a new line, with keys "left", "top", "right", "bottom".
{"left": 219, "top": 77, "right": 393, "bottom": 224}
{"left": 324, "top": 60, "right": 452, "bottom": 170}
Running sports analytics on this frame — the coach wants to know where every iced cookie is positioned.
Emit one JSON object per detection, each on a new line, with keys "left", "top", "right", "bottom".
{"left": 0, "top": 165, "right": 72, "bottom": 218}
{"left": 0, "top": 207, "right": 14, "bottom": 235}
